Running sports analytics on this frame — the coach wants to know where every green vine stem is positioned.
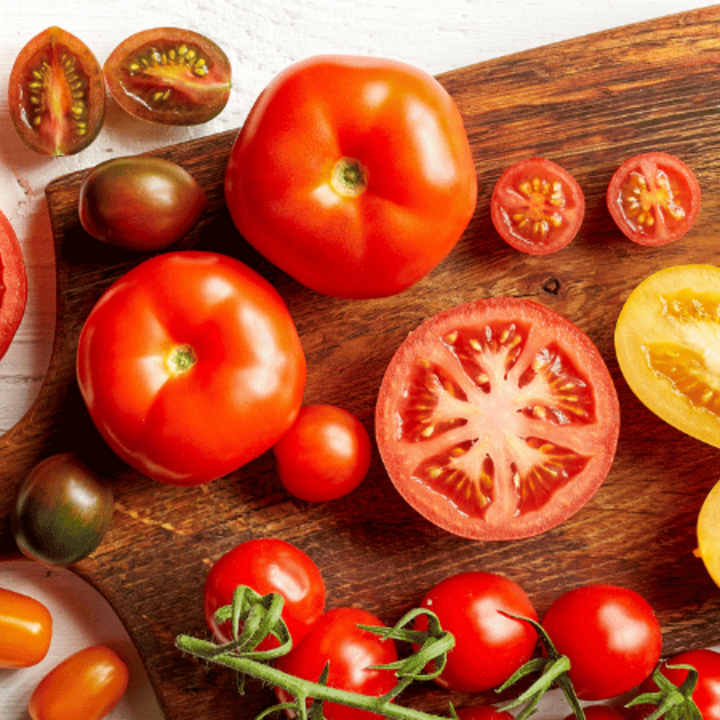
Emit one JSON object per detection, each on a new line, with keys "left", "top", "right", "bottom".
{"left": 626, "top": 664, "right": 702, "bottom": 720}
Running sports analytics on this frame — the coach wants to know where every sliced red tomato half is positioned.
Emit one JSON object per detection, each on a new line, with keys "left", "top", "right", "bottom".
{"left": 375, "top": 298, "right": 620, "bottom": 540}
{"left": 0, "top": 209, "right": 27, "bottom": 361}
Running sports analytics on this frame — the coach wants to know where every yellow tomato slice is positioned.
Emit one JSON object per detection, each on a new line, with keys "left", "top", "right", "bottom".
{"left": 615, "top": 264, "right": 720, "bottom": 448}
{"left": 696, "top": 477, "right": 720, "bottom": 586}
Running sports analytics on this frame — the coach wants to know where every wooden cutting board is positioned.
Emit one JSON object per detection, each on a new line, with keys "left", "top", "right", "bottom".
{"left": 4, "top": 5, "right": 720, "bottom": 718}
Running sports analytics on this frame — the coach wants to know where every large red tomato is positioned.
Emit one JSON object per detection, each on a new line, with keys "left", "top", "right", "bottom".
{"left": 225, "top": 55, "right": 477, "bottom": 299}
{"left": 76, "top": 251, "right": 306, "bottom": 485}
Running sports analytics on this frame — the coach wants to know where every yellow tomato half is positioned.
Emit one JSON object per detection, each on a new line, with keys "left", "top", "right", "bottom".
{"left": 696, "top": 477, "right": 720, "bottom": 586}
{"left": 615, "top": 264, "right": 720, "bottom": 448}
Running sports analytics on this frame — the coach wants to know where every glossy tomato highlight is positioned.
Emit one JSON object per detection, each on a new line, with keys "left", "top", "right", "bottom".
{"left": 225, "top": 55, "right": 477, "bottom": 299}
{"left": 0, "top": 588, "right": 52, "bottom": 668}
{"left": 376, "top": 297, "right": 620, "bottom": 540}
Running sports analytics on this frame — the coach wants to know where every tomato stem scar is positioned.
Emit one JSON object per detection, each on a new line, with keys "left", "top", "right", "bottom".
{"left": 331, "top": 157, "right": 368, "bottom": 197}
{"left": 167, "top": 344, "right": 197, "bottom": 375}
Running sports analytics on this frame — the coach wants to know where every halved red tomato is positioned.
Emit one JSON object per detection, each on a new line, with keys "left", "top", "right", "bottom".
{"left": 606, "top": 152, "right": 700, "bottom": 246}
{"left": 0, "top": 209, "right": 27, "bottom": 361}
{"left": 8, "top": 27, "right": 105, "bottom": 155}
{"left": 491, "top": 158, "right": 585, "bottom": 255}
{"left": 375, "top": 298, "right": 620, "bottom": 540}
{"left": 104, "top": 28, "right": 232, "bottom": 125}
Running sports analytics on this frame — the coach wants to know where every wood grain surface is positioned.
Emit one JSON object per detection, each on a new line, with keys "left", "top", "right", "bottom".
{"left": 4, "top": 5, "right": 720, "bottom": 719}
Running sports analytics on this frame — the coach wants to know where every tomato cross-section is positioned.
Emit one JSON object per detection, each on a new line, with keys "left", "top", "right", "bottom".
{"left": 376, "top": 298, "right": 620, "bottom": 540}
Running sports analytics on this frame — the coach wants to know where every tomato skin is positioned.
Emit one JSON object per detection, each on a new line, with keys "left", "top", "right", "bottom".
{"left": 542, "top": 584, "right": 662, "bottom": 701}
{"left": 414, "top": 571, "right": 538, "bottom": 693}
{"left": 0, "top": 208, "right": 27, "bottom": 361}
{"left": 457, "top": 706, "right": 514, "bottom": 720}
{"left": 491, "top": 158, "right": 585, "bottom": 255}
{"left": 76, "top": 251, "right": 306, "bottom": 485}
{"left": 28, "top": 645, "right": 129, "bottom": 720}
{"left": 274, "top": 607, "right": 399, "bottom": 720}
{"left": 606, "top": 152, "right": 700, "bottom": 246}
{"left": 203, "top": 538, "right": 325, "bottom": 649}
{"left": 104, "top": 28, "right": 232, "bottom": 125}
{"left": 8, "top": 26, "right": 105, "bottom": 155}
{"left": 12, "top": 453, "right": 114, "bottom": 567}
{"left": 79, "top": 157, "right": 208, "bottom": 251}
{"left": 273, "top": 404, "right": 372, "bottom": 502}
{"left": 225, "top": 55, "right": 477, "bottom": 299}
{"left": 0, "top": 587, "right": 52, "bottom": 668}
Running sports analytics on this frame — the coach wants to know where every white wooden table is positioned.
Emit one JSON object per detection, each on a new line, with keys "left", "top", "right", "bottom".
{"left": 0, "top": 1, "right": 713, "bottom": 717}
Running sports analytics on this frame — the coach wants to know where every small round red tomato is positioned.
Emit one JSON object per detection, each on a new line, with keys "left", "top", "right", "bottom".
{"left": 0, "top": 587, "right": 52, "bottom": 668}
{"left": 203, "top": 537, "right": 325, "bottom": 649}
{"left": 606, "top": 152, "right": 700, "bottom": 245}
{"left": 542, "top": 584, "right": 662, "bottom": 701}
{"left": 225, "top": 55, "right": 477, "bottom": 299}
{"left": 104, "top": 27, "right": 232, "bottom": 125}
{"left": 565, "top": 706, "right": 630, "bottom": 720}
{"left": 274, "top": 607, "right": 399, "bottom": 720}
{"left": 29, "top": 645, "right": 128, "bottom": 720}
{"left": 491, "top": 158, "right": 585, "bottom": 255}
{"left": 272, "top": 404, "right": 372, "bottom": 502}
{"left": 8, "top": 26, "right": 105, "bottom": 155}
{"left": 457, "top": 706, "right": 514, "bottom": 720}
{"left": 76, "top": 251, "right": 306, "bottom": 485}
{"left": 375, "top": 297, "right": 620, "bottom": 540}
{"left": 0, "top": 208, "right": 27, "bottom": 361}
{"left": 414, "top": 571, "right": 538, "bottom": 693}
{"left": 79, "top": 156, "right": 208, "bottom": 251}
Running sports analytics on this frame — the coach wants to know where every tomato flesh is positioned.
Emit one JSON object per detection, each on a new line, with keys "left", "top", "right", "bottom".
{"left": 0, "top": 208, "right": 27, "bottom": 361}
{"left": 376, "top": 298, "right": 620, "bottom": 540}
{"left": 8, "top": 26, "right": 105, "bottom": 155}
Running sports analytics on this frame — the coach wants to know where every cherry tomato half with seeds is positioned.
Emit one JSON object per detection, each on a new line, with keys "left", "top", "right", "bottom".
{"left": 0, "top": 587, "right": 52, "bottom": 668}
{"left": 491, "top": 158, "right": 585, "bottom": 255}
{"left": 0, "top": 208, "right": 28, "bottom": 362}
{"left": 104, "top": 27, "right": 232, "bottom": 125}
{"left": 375, "top": 297, "right": 620, "bottom": 541}
{"left": 606, "top": 152, "right": 700, "bottom": 245}
{"left": 9, "top": 26, "right": 105, "bottom": 155}
{"left": 542, "top": 584, "right": 662, "bottom": 700}
{"left": 273, "top": 404, "right": 372, "bottom": 502}
{"left": 414, "top": 571, "right": 538, "bottom": 693}
{"left": 29, "top": 645, "right": 129, "bottom": 720}
{"left": 203, "top": 538, "right": 325, "bottom": 650}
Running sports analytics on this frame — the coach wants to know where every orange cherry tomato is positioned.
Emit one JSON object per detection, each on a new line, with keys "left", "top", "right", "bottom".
{"left": 29, "top": 645, "right": 129, "bottom": 720}
{"left": 0, "top": 587, "right": 52, "bottom": 668}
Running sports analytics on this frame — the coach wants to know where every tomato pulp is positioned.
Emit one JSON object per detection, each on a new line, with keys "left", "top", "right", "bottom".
{"left": 0, "top": 208, "right": 27, "bottom": 361}
{"left": 76, "top": 251, "right": 306, "bottom": 485}
{"left": 376, "top": 298, "right": 620, "bottom": 540}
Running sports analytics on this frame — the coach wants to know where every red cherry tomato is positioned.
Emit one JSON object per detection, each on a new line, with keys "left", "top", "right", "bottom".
{"left": 606, "top": 152, "right": 700, "bottom": 246}
{"left": 273, "top": 404, "right": 372, "bottom": 502}
{"left": 414, "top": 571, "right": 538, "bottom": 693}
{"left": 0, "top": 587, "right": 52, "bottom": 668}
{"left": 274, "top": 607, "right": 399, "bottom": 720}
{"left": 457, "top": 707, "right": 514, "bottom": 720}
{"left": 225, "top": 55, "right": 477, "bottom": 299}
{"left": 203, "top": 538, "right": 325, "bottom": 650}
{"left": 542, "top": 584, "right": 662, "bottom": 700}
{"left": 375, "top": 297, "right": 620, "bottom": 540}
{"left": 491, "top": 158, "right": 585, "bottom": 254}
{"left": 0, "top": 208, "right": 27, "bottom": 361}
{"left": 76, "top": 251, "right": 306, "bottom": 485}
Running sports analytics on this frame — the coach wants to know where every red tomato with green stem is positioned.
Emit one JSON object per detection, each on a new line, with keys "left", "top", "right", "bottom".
{"left": 414, "top": 571, "right": 538, "bottom": 693}
{"left": 225, "top": 55, "right": 477, "bottom": 299}
{"left": 203, "top": 538, "right": 325, "bottom": 649}
{"left": 76, "top": 251, "right": 306, "bottom": 485}
{"left": 0, "top": 587, "right": 52, "bottom": 668}
{"left": 273, "top": 404, "right": 372, "bottom": 501}
{"left": 0, "top": 208, "right": 27, "bottom": 361}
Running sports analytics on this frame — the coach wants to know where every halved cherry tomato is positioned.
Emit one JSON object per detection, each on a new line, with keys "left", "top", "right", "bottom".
{"left": 0, "top": 587, "right": 52, "bottom": 668}
{"left": 615, "top": 264, "right": 720, "bottom": 449}
{"left": 696, "top": 476, "right": 720, "bottom": 586}
{"left": 491, "top": 158, "right": 585, "bottom": 255}
{"left": 606, "top": 152, "right": 700, "bottom": 246}
{"left": 29, "top": 645, "right": 128, "bottom": 720}
{"left": 0, "top": 208, "right": 27, "bottom": 361}
{"left": 8, "top": 26, "right": 105, "bottom": 155}
{"left": 375, "top": 297, "right": 620, "bottom": 540}
{"left": 104, "top": 28, "right": 232, "bottom": 125}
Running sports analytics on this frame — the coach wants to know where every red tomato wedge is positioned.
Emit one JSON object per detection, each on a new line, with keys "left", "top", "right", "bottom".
{"left": 491, "top": 158, "right": 585, "bottom": 255}
{"left": 0, "top": 209, "right": 27, "bottom": 361}
{"left": 606, "top": 152, "right": 700, "bottom": 246}
{"left": 375, "top": 298, "right": 620, "bottom": 540}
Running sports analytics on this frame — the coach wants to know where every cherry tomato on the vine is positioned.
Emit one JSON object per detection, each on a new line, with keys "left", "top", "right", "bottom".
{"left": 542, "top": 584, "right": 662, "bottom": 700}
{"left": 273, "top": 404, "right": 372, "bottom": 502}
{"left": 457, "top": 707, "right": 514, "bottom": 720}
{"left": 414, "top": 571, "right": 538, "bottom": 693}
{"left": 203, "top": 538, "right": 325, "bottom": 649}
{"left": 0, "top": 587, "right": 52, "bottom": 668}
{"left": 0, "top": 208, "right": 27, "bottom": 362}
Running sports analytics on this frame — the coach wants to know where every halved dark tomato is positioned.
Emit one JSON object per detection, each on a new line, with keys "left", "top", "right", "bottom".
{"left": 375, "top": 298, "right": 620, "bottom": 540}
{"left": 491, "top": 158, "right": 585, "bottom": 255}
{"left": 8, "top": 27, "right": 105, "bottom": 156}
{"left": 606, "top": 152, "right": 700, "bottom": 246}
{"left": 104, "top": 28, "right": 232, "bottom": 125}
{"left": 0, "top": 209, "right": 27, "bottom": 361}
